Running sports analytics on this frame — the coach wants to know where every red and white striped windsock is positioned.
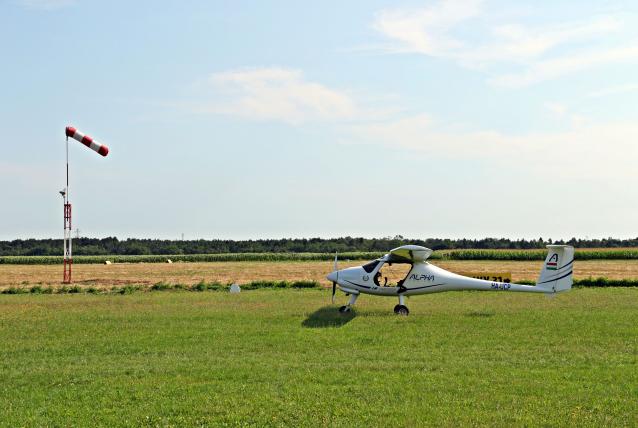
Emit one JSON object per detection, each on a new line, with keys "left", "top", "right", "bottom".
{"left": 65, "top": 126, "right": 109, "bottom": 157}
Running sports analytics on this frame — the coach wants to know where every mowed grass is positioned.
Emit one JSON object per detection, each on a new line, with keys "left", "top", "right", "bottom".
{"left": 2, "top": 259, "right": 638, "bottom": 290}
{"left": 0, "top": 289, "right": 636, "bottom": 426}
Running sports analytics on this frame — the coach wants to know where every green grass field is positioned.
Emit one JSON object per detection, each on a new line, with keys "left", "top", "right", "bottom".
{"left": 1, "top": 289, "right": 636, "bottom": 427}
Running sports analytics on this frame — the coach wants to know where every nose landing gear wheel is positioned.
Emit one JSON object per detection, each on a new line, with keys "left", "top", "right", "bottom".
{"left": 394, "top": 304, "right": 409, "bottom": 316}
{"left": 339, "top": 305, "right": 351, "bottom": 313}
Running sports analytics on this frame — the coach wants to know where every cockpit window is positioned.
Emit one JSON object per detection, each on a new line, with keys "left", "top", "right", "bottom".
{"left": 362, "top": 260, "right": 381, "bottom": 273}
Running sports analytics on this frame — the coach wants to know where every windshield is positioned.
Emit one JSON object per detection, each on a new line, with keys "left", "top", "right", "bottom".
{"left": 362, "top": 260, "right": 381, "bottom": 273}
{"left": 375, "top": 262, "right": 413, "bottom": 287}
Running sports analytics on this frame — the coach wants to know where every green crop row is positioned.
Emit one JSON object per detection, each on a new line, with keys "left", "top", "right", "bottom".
{"left": 1, "top": 248, "right": 638, "bottom": 265}
{"left": 439, "top": 248, "right": 638, "bottom": 260}
{"left": 0, "top": 252, "right": 385, "bottom": 265}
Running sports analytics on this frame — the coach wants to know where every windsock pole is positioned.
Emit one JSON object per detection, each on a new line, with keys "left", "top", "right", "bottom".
{"left": 62, "top": 126, "right": 109, "bottom": 284}
{"left": 63, "top": 134, "right": 72, "bottom": 284}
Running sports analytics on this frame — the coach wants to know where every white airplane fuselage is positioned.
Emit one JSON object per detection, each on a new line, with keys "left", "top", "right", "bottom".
{"left": 331, "top": 262, "right": 546, "bottom": 297}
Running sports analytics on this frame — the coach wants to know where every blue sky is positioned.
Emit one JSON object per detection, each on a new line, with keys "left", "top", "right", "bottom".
{"left": 1, "top": 0, "right": 637, "bottom": 240}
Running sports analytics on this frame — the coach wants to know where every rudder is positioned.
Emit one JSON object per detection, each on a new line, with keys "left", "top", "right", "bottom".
{"left": 536, "top": 245, "right": 574, "bottom": 293}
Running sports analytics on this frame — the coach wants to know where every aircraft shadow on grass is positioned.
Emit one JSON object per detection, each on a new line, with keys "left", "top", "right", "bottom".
{"left": 302, "top": 306, "right": 356, "bottom": 328}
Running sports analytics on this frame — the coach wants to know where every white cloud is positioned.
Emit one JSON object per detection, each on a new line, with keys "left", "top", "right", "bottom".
{"left": 544, "top": 102, "right": 585, "bottom": 127}
{"left": 347, "top": 113, "right": 638, "bottom": 180}
{"left": 544, "top": 102, "right": 568, "bottom": 118}
{"left": 17, "top": 0, "right": 75, "bottom": 10}
{"left": 372, "top": 0, "right": 637, "bottom": 87}
{"left": 587, "top": 82, "right": 638, "bottom": 98}
{"left": 190, "top": 65, "right": 635, "bottom": 182}
{"left": 491, "top": 44, "right": 638, "bottom": 88}
{"left": 200, "top": 67, "right": 356, "bottom": 124}
{"left": 372, "top": 0, "right": 482, "bottom": 56}
{"left": 461, "top": 17, "right": 622, "bottom": 68}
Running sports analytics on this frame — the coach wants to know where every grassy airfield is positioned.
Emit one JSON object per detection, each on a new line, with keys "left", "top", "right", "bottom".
{"left": 1, "top": 288, "right": 636, "bottom": 426}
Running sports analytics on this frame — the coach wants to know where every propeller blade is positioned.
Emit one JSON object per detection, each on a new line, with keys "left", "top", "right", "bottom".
{"left": 332, "top": 282, "right": 336, "bottom": 303}
{"left": 333, "top": 252, "right": 338, "bottom": 271}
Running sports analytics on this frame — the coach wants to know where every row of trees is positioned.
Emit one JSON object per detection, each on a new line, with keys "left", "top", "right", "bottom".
{"left": 1, "top": 236, "right": 637, "bottom": 256}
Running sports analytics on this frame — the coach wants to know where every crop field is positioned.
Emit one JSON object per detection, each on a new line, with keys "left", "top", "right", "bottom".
{"left": 2, "top": 259, "right": 638, "bottom": 291}
{"left": 2, "top": 247, "right": 638, "bottom": 265}
{"left": 1, "top": 288, "right": 636, "bottom": 426}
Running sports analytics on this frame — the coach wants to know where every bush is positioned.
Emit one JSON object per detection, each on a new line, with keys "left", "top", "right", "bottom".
{"left": 291, "top": 280, "right": 319, "bottom": 289}
{"left": 575, "top": 277, "right": 638, "bottom": 287}
{"left": 240, "top": 280, "right": 320, "bottom": 289}
{"left": 118, "top": 285, "right": 139, "bottom": 295}
{"left": 209, "top": 282, "right": 225, "bottom": 291}
{"left": 2, "top": 287, "right": 27, "bottom": 294}
{"left": 193, "top": 281, "right": 208, "bottom": 292}
{"left": 151, "top": 282, "right": 173, "bottom": 291}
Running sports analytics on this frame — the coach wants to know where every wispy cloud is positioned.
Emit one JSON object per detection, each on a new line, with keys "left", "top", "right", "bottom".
{"left": 587, "top": 82, "right": 638, "bottom": 98}
{"left": 544, "top": 102, "right": 568, "bottom": 118}
{"left": 491, "top": 44, "right": 638, "bottom": 87}
{"left": 544, "top": 102, "right": 584, "bottom": 127}
{"left": 16, "top": 0, "right": 76, "bottom": 10}
{"left": 372, "top": 0, "right": 638, "bottom": 87}
{"left": 346, "top": 113, "right": 638, "bottom": 180}
{"left": 372, "top": 0, "right": 482, "bottom": 56}
{"left": 188, "top": 65, "right": 635, "bottom": 181}
{"left": 196, "top": 67, "right": 356, "bottom": 124}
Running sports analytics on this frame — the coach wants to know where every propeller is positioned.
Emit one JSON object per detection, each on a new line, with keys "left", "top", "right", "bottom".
{"left": 331, "top": 252, "right": 339, "bottom": 303}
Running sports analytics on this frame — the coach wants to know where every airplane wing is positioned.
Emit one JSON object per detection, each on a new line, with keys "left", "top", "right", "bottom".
{"left": 388, "top": 245, "right": 433, "bottom": 263}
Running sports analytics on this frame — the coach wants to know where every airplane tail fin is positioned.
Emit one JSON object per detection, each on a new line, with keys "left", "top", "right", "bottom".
{"left": 536, "top": 245, "right": 574, "bottom": 293}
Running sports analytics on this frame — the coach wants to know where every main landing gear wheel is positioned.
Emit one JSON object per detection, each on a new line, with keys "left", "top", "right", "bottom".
{"left": 394, "top": 304, "right": 409, "bottom": 316}
{"left": 339, "top": 305, "right": 351, "bottom": 313}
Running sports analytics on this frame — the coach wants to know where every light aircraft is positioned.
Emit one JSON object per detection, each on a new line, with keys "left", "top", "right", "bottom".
{"left": 326, "top": 244, "right": 574, "bottom": 315}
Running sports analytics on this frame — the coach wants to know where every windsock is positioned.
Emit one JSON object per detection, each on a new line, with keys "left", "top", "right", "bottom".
{"left": 65, "top": 126, "right": 109, "bottom": 157}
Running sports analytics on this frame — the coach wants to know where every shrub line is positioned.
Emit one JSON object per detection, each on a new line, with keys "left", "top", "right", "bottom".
{"left": 1, "top": 280, "right": 321, "bottom": 295}
{"left": 1, "top": 278, "right": 637, "bottom": 295}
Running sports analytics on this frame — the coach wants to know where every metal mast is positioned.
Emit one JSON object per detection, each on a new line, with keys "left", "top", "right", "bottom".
{"left": 63, "top": 135, "right": 73, "bottom": 283}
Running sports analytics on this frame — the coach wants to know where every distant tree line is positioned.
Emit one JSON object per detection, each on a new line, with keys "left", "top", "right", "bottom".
{"left": 1, "top": 236, "right": 637, "bottom": 256}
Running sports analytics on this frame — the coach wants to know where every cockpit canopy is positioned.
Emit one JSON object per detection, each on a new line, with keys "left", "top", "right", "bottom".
{"left": 360, "top": 245, "right": 433, "bottom": 277}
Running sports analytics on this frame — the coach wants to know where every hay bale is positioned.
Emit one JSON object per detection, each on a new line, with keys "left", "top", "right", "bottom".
{"left": 166, "top": 259, "right": 173, "bottom": 264}
{"left": 104, "top": 260, "right": 112, "bottom": 265}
